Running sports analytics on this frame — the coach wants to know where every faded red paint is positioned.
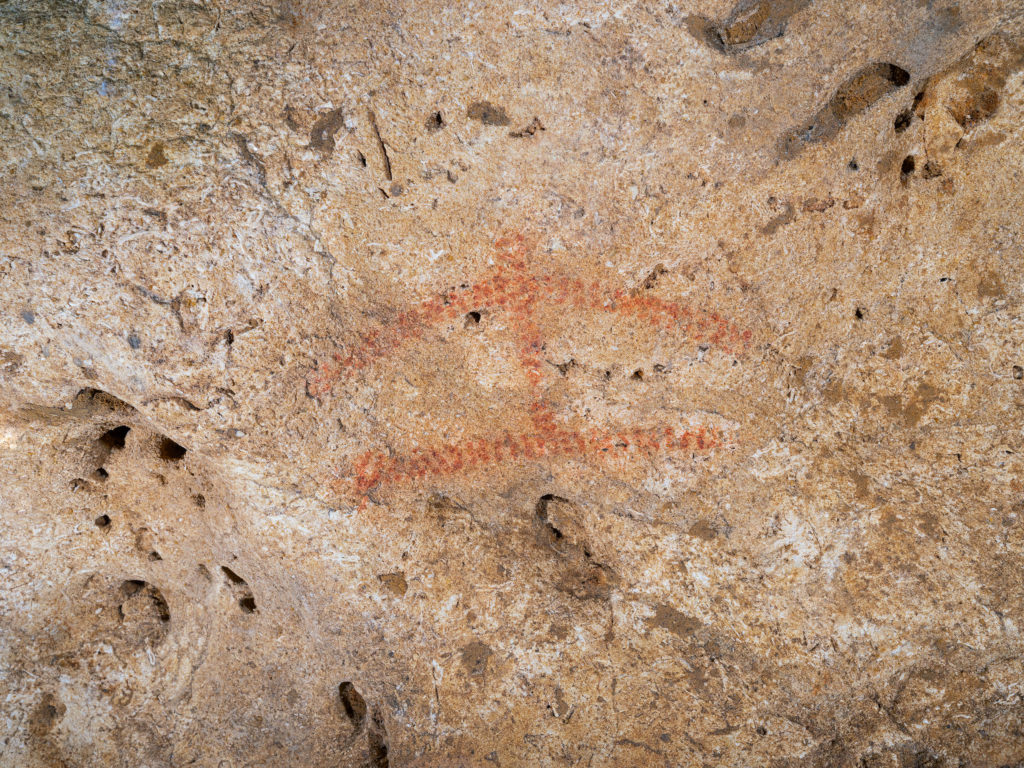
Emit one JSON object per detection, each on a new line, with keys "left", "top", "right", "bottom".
{"left": 307, "top": 233, "right": 752, "bottom": 400}
{"left": 311, "top": 233, "right": 752, "bottom": 500}
{"left": 332, "top": 424, "right": 726, "bottom": 498}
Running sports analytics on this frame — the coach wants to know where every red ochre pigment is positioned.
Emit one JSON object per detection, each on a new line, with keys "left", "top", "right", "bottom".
{"left": 310, "top": 233, "right": 749, "bottom": 499}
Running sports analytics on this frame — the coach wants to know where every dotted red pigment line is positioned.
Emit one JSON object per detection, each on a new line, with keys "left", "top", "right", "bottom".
{"left": 310, "top": 233, "right": 750, "bottom": 501}
{"left": 331, "top": 424, "right": 726, "bottom": 498}
{"left": 306, "top": 234, "right": 752, "bottom": 399}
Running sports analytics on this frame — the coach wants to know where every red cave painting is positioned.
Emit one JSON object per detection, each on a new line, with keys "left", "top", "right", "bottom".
{"left": 308, "top": 233, "right": 753, "bottom": 500}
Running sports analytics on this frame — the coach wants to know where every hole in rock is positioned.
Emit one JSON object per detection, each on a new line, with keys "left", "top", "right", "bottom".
{"left": 893, "top": 108, "right": 913, "bottom": 133}
{"left": 221, "top": 566, "right": 257, "bottom": 612}
{"left": 95, "top": 514, "right": 111, "bottom": 528}
{"left": 159, "top": 437, "right": 187, "bottom": 461}
{"left": 368, "top": 714, "right": 390, "bottom": 768}
{"left": 99, "top": 425, "right": 130, "bottom": 450}
{"left": 221, "top": 566, "right": 247, "bottom": 585}
{"left": 426, "top": 111, "right": 445, "bottom": 132}
{"left": 782, "top": 62, "right": 911, "bottom": 156}
{"left": 536, "top": 495, "right": 566, "bottom": 541}
{"left": 900, "top": 155, "right": 916, "bottom": 181}
{"left": 338, "top": 682, "right": 368, "bottom": 726}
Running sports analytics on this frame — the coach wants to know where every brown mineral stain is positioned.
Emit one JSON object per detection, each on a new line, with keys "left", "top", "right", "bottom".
{"left": 802, "top": 196, "right": 835, "bottom": 212}
{"left": 760, "top": 198, "right": 795, "bottom": 235}
{"left": 977, "top": 270, "right": 1005, "bottom": 299}
{"left": 552, "top": 686, "right": 569, "bottom": 718}
{"left": 146, "top": 142, "right": 168, "bottom": 168}
{"left": 0, "top": 349, "right": 24, "bottom": 372}
{"left": 557, "top": 562, "right": 614, "bottom": 601}
{"left": 509, "top": 117, "right": 545, "bottom": 138}
{"left": 917, "top": 511, "right": 941, "bottom": 539}
{"left": 851, "top": 472, "right": 870, "bottom": 499}
{"left": 963, "top": 131, "right": 1006, "bottom": 151}
{"left": 719, "top": 1, "right": 770, "bottom": 47}
{"left": 283, "top": 104, "right": 301, "bottom": 132}
{"left": 882, "top": 335, "right": 903, "bottom": 359}
{"left": 309, "top": 107, "right": 346, "bottom": 155}
{"left": 835, "top": 64, "right": 909, "bottom": 118}
{"left": 425, "top": 110, "right": 445, "bottom": 132}
{"left": 467, "top": 101, "right": 510, "bottom": 126}
{"left": 876, "top": 147, "right": 906, "bottom": 177}
{"left": 793, "top": 355, "right": 814, "bottom": 387}
{"left": 823, "top": 376, "right": 845, "bottom": 405}
{"left": 854, "top": 210, "right": 876, "bottom": 238}
{"left": 28, "top": 693, "right": 65, "bottom": 737}
{"left": 460, "top": 640, "right": 492, "bottom": 676}
{"left": 686, "top": 665, "right": 709, "bottom": 690}
{"left": 871, "top": 381, "right": 941, "bottom": 429}
{"left": 904, "top": 381, "right": 941, "bottom": 428}
{"left": 940, "top": 34, "right": 1024, "bottom": 130}
{"left": 647, "top": 603, "right": 702, "bottom": 637}
{"left": 877, "top": 394, "right": 903, "bottom": 420}
{"left": 688, "top": 520, "right": 718, "bottom": 541}
{"left": 549, "top": 622, "right": 569, "bottom": 640}
{"left": 378, "top": 571, "right": 407, "bottom": 596}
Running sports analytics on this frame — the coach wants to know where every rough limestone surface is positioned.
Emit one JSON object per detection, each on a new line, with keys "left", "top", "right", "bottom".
{"left": 2, "top": 1, "right": 1024, "bottom": 766}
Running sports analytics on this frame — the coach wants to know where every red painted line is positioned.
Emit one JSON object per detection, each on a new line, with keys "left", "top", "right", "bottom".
{"left": 331, "top": 423, "right": 726, "bottom": 499}
{"left": 306, "top": 234, "right": 753, "bottom": 398}
{"left": 309, "top": 233, "right": 749, "bottom": 503}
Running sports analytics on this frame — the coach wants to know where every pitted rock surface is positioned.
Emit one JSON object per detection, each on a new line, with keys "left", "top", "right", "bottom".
{"left": 2, "top": 1, "right": 1024, "bottom": 766}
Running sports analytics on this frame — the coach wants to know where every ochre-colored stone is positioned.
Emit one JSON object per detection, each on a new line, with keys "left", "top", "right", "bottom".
{"left": 2, "top": 1, "right": 1024, "bottom": 766}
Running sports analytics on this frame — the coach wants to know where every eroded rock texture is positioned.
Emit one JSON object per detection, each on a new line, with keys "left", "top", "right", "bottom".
{"left": 2, "top": 0, "right": 1024, "bottom": 766}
